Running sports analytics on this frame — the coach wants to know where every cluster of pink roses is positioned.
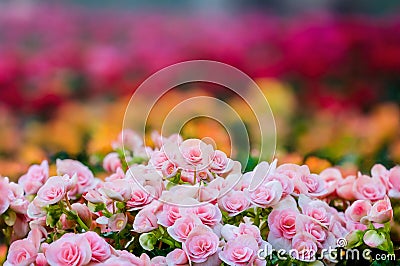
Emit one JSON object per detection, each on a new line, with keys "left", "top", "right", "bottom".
{"left": 0, "top": 130, "right": 398, "bottom": 265}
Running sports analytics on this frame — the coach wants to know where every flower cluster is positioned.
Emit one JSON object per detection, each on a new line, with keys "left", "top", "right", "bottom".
{"left": 0, "top": 130, "right": 398, "bottom": 265}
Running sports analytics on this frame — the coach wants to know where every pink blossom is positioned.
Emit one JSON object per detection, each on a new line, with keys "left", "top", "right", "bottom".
{"left": 166, "top": 249, "right": 189, "bottom": 266}
{"left": 0, "top": 178, "right": 10, "bottom": 214}
{"left": 210, "top": 150, "right": 233, "bottom": 174}
{"left": 167, "top": 215, "right": 202, "bottom": 242}
{"left": 336, "top": 175, "right": 356, "bottom": 200}
{"left": 83, "top": 231, "right": 111, "bottom": 262}
{"left": 126, "top": 184, "right": 154, "bottom": 211}
{"left": 57, "top": 159, "right": 95, "bottom": 196}
{"left": 161, "top": 160, "right": 179, "bottom": 178}
{"left": 266, "top": 172, "right": 294, "bottom": 196}
{"left": 367, "top": 196, "right": 393, "bottom": 224}
{"left": 133, "top": 208, "right": 158, "bottom": 233}
{"left": 105, "top": 167, "right": 125, "bottom": 182}
{"left": 363, "top": 230, "right": 385, "bottom": 248}
{"left": 353, "top": 174, "right": 386, "bottom": 201}
{"left": 112, "top": 129, "right": 143, "bottom": 151}
{"left": 388, "top": 166, "right": 400, "bottom": 198}
{"left": 218, "top": 190, "right": 250, "bottom": 216}
{"left": 36, "top": 176, "right": 67, "bottom": 207}
{"left": 18, "top": 160, "right": 49, "bottom": 195}
{"left": 301, "top": 174, "right": 328, "bottom": 198}
{"left": 45, "top": 233, "right": 92, "bottom": 266}
{"left": 219, "top": 235, "right": 259, "bottom": 265}
{"left": 183, "top": 225, "right": 219, "bottom": 263}
{"left": 245, "top": 180, "right": 283, "bottom": 208}
{"left": 298, "top": 195, "right": 332, "bottom": 227}
{"left": 36, "top": 253, "right": 48, "bottom": 266}
{"left": 221, "top": 223, "right": 263, "bottom": 245}
{"left": 99, "top": 179, "right": 132, "bottom": 202}
{"left": 103, "top": 152, "right": 122, "bottom": 172}
{"left": 319, "top": 167, "right": 343, "bottom": 197}
{"left": 296, "top": 215, "right": 327, "bottom": 248}
{"left": 187, "top": 203, "right": 222, "bottom": 227}
{"left": 71, "top": 203, "right": 92, "bottom": 228}
{"left": 157, "top": 205, "right": 184, "bottom": 227}
{"left": 345, "top": 200, "right": 371, "bottom": 223}
{"left": 108, "top": 213, "right": 128, "bottom": 232}
{"left": 151, "top": 256, "right": 167, "bottom": 266}
{"left": 4, "top": 238, "right": 38, "bottom": 266}
{"left": 149, "top": 151, "right": 168, "bottom": 170}
{"left": 83, "top": 189, "right": 106, "bottom": 204}
{"left": 268, "top": 208, "right": 299, "bottom": 251}
{"left": 290, "top": 232, "right": 318, "bottom": 262}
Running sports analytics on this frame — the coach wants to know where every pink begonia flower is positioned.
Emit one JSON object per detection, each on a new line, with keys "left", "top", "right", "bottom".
{"left": 219, "top": 234, "right": 259, "bottom": 265}
{"left": 246, "top": 160, "right": 276, "bottom": 192}
{"left": 336, "top": 175, "right": 356, "bottom": 200}
{"left": 301, "top": 173, "right": 328, "bottom": 198}
{"left": 218, "top": 190, "right": 250, "bottom": 216}
{"left": 298, "top": 195, "right": 332, "bottom": 227}
{"left": 151, "top": 256, "right": 167, "bottom": 266}
{"left": 345, "top": 200, "right": 372, "bottom": 223}
{"left": 36, "top": 253, "right": 48, "bottom": 266}
{"left": 371, "top": 164, "right": 391, "bottom": 190}
{"left": 353, "top": 173, "right": 386, "bottom": 201}
{"left": 112, "top": 129, "right": 143, "bottom": 151}
{"left": 4, "top": 238, "right": 38, "bottom": 266}
{"left": 18, "top": 160, "right": 49, "bottom": 195}
{"left": 266, "top": 172, "right": 294, "bottom": 196}
{"left": 275, "top": 163, "right": 310, "bottom": 196}
{"left": 161, "top": 160, "right": 179, "bottom": 178}
{"left": 388, "top": 166, "right": 400, "bottom": 198}
{"left": 35, "top": 176, "right": 67, "bottom": 207}
{"left": 151, "top": 131, "right": 183, "bottom": 149}
{"left": 45, "top": 233, "right": 92, "bottom": 266}
{"left": 268, "top": 208, "right": 299, "bottom": 251}
{"left": 363, "top": 230, "right": 385, "bottom": 248}
{"left": 183, "top": 225, "right": 219, "bottom": 263}
{"left": 245, "top": 180, "right": 283, "bottom": 208}
{"left": 103, "top": 152, "right": 122, "bottom": 172}
{"left": 133, "top": 207, "right": 158, "bottom": 233}
{"left": 180, "top": 139, "right": 213, "bottom": 167}
{"left": 83, "top": 231, "right": 112, "bottom": 262}
{"left": 167, "top": 214, "right": 203, "bottom": 242}
{"left": 329, "top": 213, "right": 349, "bottom": 239}
{"left": 108, "top": 213, "right": 128, "bottom": 232}
{"left": 187, "top": 203, "right": 222, "bottom": 227}
{"left": 290, "top": 232, "right": 318, "bottom": 262}
{"left": 166, "top": 249, "right": 189, "bottom": 266}
{"left": 156, "top": 205, "right": 184, "bottom": 227}
{"left": 27, "top": 199, "right": 47, "bottom": 219}
{"left": 0, "top": 178, "right": 10, "bottom": 214}
{"left": 198, "top": 184, "right": 220, "bottom": 203}
{"left": 367, "top": 196, "right": 393, "bottom": 224}
{"left": 210, "top": 150, "right": 233, "bottom": 174}
{"left": 99, "top": 179, "right": 132, "bottom": 202}
{"left": 112, "top": 250, "right": 151, "bottom": 265}
{"left": 149, "top": 150, "right": 168, "bottom": 170}
{"left": 126, "top": 184, "right": 154, "bottom": 211}
{"left": 56, "top": 159, "right": 95, "bottom": 196}
{"left": 221, "top": 223, "right": 263, "bottom": 245}
{"left": 83, "top": 189, "right": 107, "bottom": 204}
{"left": 296, "top": 215, "right": 327, "bottom": 248}
{"left": 105, "top": 167, "right": 125, "bottom": 182}
{"left": 319, "top": 167, "right": 343, "bottom": 197}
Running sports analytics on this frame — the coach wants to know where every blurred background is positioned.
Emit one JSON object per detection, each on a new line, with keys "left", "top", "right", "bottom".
{"left": 1, "top": 0, "right": 400, "bottom": 179}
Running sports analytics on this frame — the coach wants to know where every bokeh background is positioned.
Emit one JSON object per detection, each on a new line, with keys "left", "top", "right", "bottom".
{"left": 1, "top": 0, "right": 400, "bottom": 179}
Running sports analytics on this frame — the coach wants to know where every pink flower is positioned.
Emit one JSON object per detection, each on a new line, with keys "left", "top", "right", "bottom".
{"left": 187, "top": 203, "right": 222, "bottom": 227}
{"left": 166, "top": 249, "right": 189, "bottom": 266}
{"left": 167, "top": 215, "right": 202, "bottom": 242}
{"left": 36, "top": 253, "right": 48, "bottom": 266}
{"left": 103, "top": 152, "right": 122, "bottom": 172}
{"left": 336, "top": 175, "right": 356, "bottom": 200}
{"left": 156, "top": 205, "right": 183, "bottom": 227}
{"left": 18, "top": 160, "right": 49, "bottom": 195}
{"left": 83, "top": 231, "right": 111, "bottom": 262}
{"left": 112, "top": 129, "right": 143, "bottom": 151}
{"left": 4, "top": 239, "right": 38, "bottom": 266}
{"left": 219, "top": 235, "right": 259, "bottom": 265}
{"left": 345, "top": 200, "right": 372, "bottom": 223}
{"left": 221, "top": 223, "right": 263, "bottom": 245}
{"left": 45, "top": 234, "right": 92, "bottom": 266}
{"left": 367, "top": 196, "right": 393, "bottom": 224}
{"left": 36, "top": 176, "right": 67, "bottom": 207}
{"left": 298, "top": 195, "right": 332, "bottom": 227}
{"left": 83, "top": 189, "right": 106, "bottom": 204}
{"left": 149, "top": 151, "right": 168, "bottom": 170}
{"left": 210, "top": 150, "right": 233, "bottom": 174}
{"left": 245, "top": 180, "right": 283, "bottom": 208}
{"left": 388, "top": 166, "right": 400, "bottom": 198}
{"left": 296, "top": 215, "right": 327, "bottom": 248}
{"left": 151, "top": 256, "right": 167, "bottom": 266}
{"left": 133, "top": 208, "right": 158, "bottom": 233}
{"left": 353, "top": 174, "right": 386, "bottom": 201}
{"left": 290, "top": 232, "right": 318, "bottom": 262}
{"left": 268, "top": 208, "right": 299, "bottom": 251}
{"left": 108, "top": 213, "right": 128, "bottom": 232}
{"left": 218, "top": 190, "right": 250, "bottom": 216}
{"left": 126, "top": 184, "right": 154, "bottom": 211}
{"left": 105, "top": 167, "right": 125, "bottom": 182}
{"left": 319, "top": 168, "right": 343, "bottom": 197}
{"left": 266, "top": 173, "right": 294, "bottom": 196}
{"left": 183, "top": 225, "right": 219, "bottom": 263}
{"left": 301, "top": 174, "right": 328, "bottom": 198}
{"left": 71, "top": 203, "right": 92, "bottom": 228}
{"left": 57, "top": 159, "right": 95, "bottom": 196}
{"left": 99, "top": 179, "right": 132, "bottom": 202}
{"left": 161, "top": 160, "right": 179, "bottom": 178}
{"left": 0, "top": 178, "right": 10, "bottom": 214}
